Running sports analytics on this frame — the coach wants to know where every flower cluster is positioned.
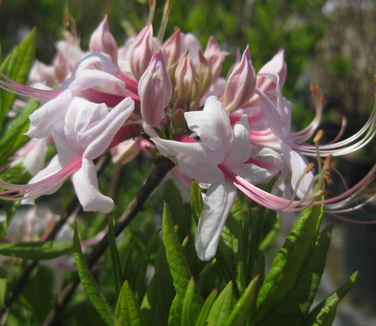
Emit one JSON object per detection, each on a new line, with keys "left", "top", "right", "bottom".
{"left": 0, "top": 16, "right": 375, "bottom": 260}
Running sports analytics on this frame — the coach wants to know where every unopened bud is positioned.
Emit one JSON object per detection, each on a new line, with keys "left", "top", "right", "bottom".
{"left": 175, "top": 51, "right": 198, "bottom": 109}
{"left": 223, "top": 45, "right": 256, "bottom": 113}
{"left": 89, "top": 15, "right": 118, "bottom": 63}
{"left": 130, "top": 24, "right": 154, "bottom": 81}
{"left": 203, "top": 36, "right": 226, "bottom": 81}
{"left": 138, "top": 50, "right": 172, "bottom": 127}
{"left": 197, "top": 50, "right": 213, "bottom": 97}
{"left": 162, "top": 28, "right": 181, "bottom": 72}
{"left": 313, "top": 129, "right": 324, "bottom": 143}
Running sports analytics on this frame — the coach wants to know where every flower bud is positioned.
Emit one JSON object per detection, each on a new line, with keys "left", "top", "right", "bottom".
{"left": 222, "top": 45, "right": 256, "bottom": 113}
{"left": 162, "top": 28, "right": 181, "bottom": 72}
{"left": 175, "top": 51, "right": 198, "bottom": 110}
{"left": 138, "top": 50, "right": 172, "bottom": 127}
{"left": 129, "top": 24, "right": 154, "bottom": 81}
{"left": 203, "top": 36, "right": 227, "bottom": 81}
{"left": 89, "top": 15, "right": 118, "bottom": 64}
{"left": 197, "top": 50, "right": 213, "bottom": 97}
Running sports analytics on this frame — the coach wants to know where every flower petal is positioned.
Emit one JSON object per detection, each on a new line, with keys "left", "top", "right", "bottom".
{"left": 185, "top": 96, "right": 233, "bottom": 151}
{"left": 71, "top": 158, "right": 114, "bottom": 213}
{"left": 152, "top": 138, "right": 223, "bottom": 183}
{"left": 195, "top": 179, "right": 237, "bottom": 261}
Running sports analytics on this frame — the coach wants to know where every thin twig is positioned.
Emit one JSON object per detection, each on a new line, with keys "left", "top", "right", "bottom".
{"left": 42, "top": 155, "right": 174, "bottom": 326}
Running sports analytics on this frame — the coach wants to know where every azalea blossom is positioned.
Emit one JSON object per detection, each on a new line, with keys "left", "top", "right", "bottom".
{"left": 0, "top": 97, "right": 135, "bottom": 213}
{"left": 152, "top": 96, "right": 274, "bottom": 260}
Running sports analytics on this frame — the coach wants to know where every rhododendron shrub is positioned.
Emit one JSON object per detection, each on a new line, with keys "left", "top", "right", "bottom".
{"left": 0, "top": 5, "right": 374, "bottom": 326}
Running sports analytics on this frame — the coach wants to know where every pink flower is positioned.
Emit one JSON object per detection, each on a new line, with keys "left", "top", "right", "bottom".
{"left": 0, "top": 97, "right": 135, "bottom": 213}
{"left": 153, "top": 96, "right": 273, "bottom": 260}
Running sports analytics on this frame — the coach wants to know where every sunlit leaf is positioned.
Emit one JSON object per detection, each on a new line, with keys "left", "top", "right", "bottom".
{"left": 115, "top": 280, "right": 146, "bottom": 326}
{"left": 303, "top": 272, "right": 357, "bottom": 326}
{"left": 225, "top": 275, "right": 259, "bottom": 326}
{"left": 255, "top": 202, "right": 324, "bottom": 323}
{"left": 207, "top": 281, "right": 234, "bottom": 326}
{"left": 194, "top": 288, "right": 218, "bottom": 326}
{"left": 268, "top": 224, "right": 333, "bottom": 325}
{"left": 0, "top": 29, "right": 36, "bottom": 129}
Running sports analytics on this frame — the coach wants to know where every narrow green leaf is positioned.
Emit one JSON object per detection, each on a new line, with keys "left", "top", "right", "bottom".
{"left": 115, "top": 281, "right": 146, "bottom": 326}
{"left": 190, "top": 180, "right": 203, "bottom": 223}
{"left": 162, "top": 202, "right": 200, "bottom": 300}
{"left": 0, "top": 98, "right": 40, "bottom": 166}
{"left": 140, "top": 243, "right": 174, "bottom": 326}
{"left": 123, "top": 235, "right": 137, "bottom": 282}
{"left": 207, "top": 281, "right": 234, "bottom": 326}
{"left": 168, "top": 294, "right": 183, "bottom": 326}
{"left": 225, "top": 275, "right": 260, "bottom": 326}
{"left": 303, "top": 272, "right": 357, "bottom": 326}
{"left": 259, "top": 218, "right": 281, "bottom": 252}
{"left": 0, "top": 266, "right": 7, "bottom": 309}
{"left": 108, "top": 215, "right": 123, "bottom": 296}
{"left": 268, "top": 224, "right": 333, "bottom": 326}
{"left": 182, "top": 277, "right": 200, "bottom": 326}
{"left": 0, "top": 29, "right": 36, "bottom": 127}
{"left": 255, "top": 202, "right": 324, "bottom": 323}
{"left": 73, "top": 223, "right": 114, "bottom": 326}
{"left": 194, "top": 288, "right": 219, "bottom": 326}
{"left": 309, "top": 299, "right": 340, "bottom": 326}
{"left": 132, "top": 228, "right": 160, "bottom": 303}
{"left": 0, "top": 240, "right": 72, "bottom": 260}
{"left": 248, "top": 174, "right": 280, "bottom": 282}
{"left": 21, "top": 265, "right": 54, "bottom": 325}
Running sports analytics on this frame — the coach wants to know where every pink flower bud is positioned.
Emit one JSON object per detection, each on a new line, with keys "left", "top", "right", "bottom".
{"left": 138, "top": 50, "right": 172, "bottom": 127}
{"left": 162, "top": 29, "right": 181, "bottom": 72}
{"left": 89, "top": 15, "right": 118, "bottom": 64}
{"left": 203, "top": 36, "right": 227, "bottom": 81}
{"left": 197, "top": 50, "right": 213, "bottom": 97}
{"left": 222, "top": 45, "right": 256, "bottom": 113}
{"left": 129, "top": 24, "right": 154, "bottom": 81}
{"left": 175, "top": 51, "right": 198, "bottom": 110}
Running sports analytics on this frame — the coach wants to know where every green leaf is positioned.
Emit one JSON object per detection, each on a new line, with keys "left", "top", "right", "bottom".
{"left": 115, "top": 280, "right": 146, "bottom": 326}
{"left": 259, "top": 218, "right": 281, "bottom": 252}
{"left": 0, "top": 98, "right": 40, "bottom": 166}
{"left": 194, "top": 288, "right": 218, "bottom": 326}
{"left": 21, "top": 265, "right": 54, "bottom": 325}
{"left": 0, "top": 29, "right": 36, "bottom": 128}
{"left": 0, "top": 240, "right": 72, "bottom": 260}
{"left": 0, "top": 266, "right": 7, "bottom": 309}
{"left": 182, "top": 277, "right": 200, "bottom": 326}
{"left": 303, "top": 272, "right": 357, "bottom": 326}
{"left": 207, "top": 281, "right": 234, "bottom": 326}
{"left": 190, "top": 180, "right": 203, "bottom": 223}
{"left": 168, "top": 294, "right": 183, "bottom": 326}
{"left": 123, "top": 235, "right": 137, "bottom": 282}
{"left": 108, "top": 215, "right": 123, "bottom": 296}
{"left": 140, "top": 242, "right": 174, "bottom": 326}
{"left": 225, "top": 275, "right": 260, "bottom": 326}
{"left": 162, "top": 202, "right": 202, "bottom": 302}
{"left": 255, "top": 202, "right": 324, "bottom": 324}
{"left": 132, "top": 228, "right": 160, "bottom": 303}
{"left": 268, "top": 224, "right": 333, "bottom": 325}
{"left": 73, "top": 223, "right": 114, "bottom": 326}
